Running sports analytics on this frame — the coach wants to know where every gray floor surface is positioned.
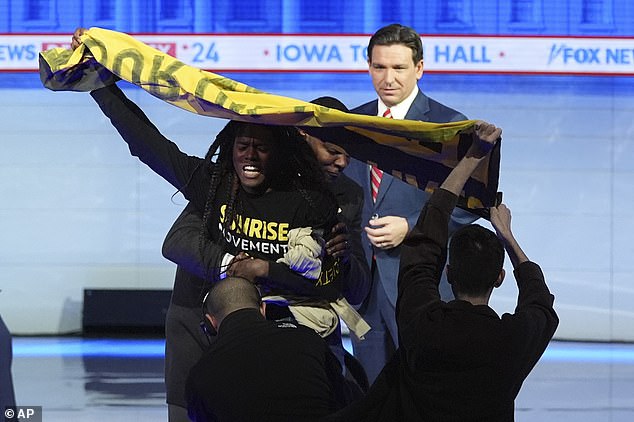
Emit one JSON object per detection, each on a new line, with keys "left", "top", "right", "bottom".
{"left": 9, "top": 337, "right": 634, "bottom": 421}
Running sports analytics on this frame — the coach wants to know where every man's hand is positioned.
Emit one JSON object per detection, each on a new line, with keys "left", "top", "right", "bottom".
{"left": 325, "top": 222, "right": 351, "bottom": 263}
{"left": 467, "top": 121, "right": 502, "bottom": 159}
{"left": 227, "top": 252, "right": 269, "bottom": 281}
{"left": 441, "top": 120, "right": 502, "bottom": 195}
{"left": 490, "top": 203, "right": 512, "bottom": 241}
{"left": 71, "top": 28, "right": 87, "bottom": 51}
{"left": 365, "top": 216, "right": 409, "bottom": 249}
{"left": 490, "top": 203, "right": 529, "bottom": 268}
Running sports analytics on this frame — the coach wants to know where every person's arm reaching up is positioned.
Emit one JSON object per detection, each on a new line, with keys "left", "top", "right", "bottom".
{"left": 397, "top": 121, "right": 502, "bottom": 348}
{"left": 489, "top": 204, "right": 528, "bottom": 269}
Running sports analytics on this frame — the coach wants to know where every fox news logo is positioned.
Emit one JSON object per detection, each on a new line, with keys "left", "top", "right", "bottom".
{"left": 548, "top": 43, "right": 634, "bottom": 66}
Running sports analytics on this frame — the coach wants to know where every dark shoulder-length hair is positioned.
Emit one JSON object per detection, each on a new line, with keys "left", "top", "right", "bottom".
{"left": 197, "top": 120, "right": 336, "bottom": 279}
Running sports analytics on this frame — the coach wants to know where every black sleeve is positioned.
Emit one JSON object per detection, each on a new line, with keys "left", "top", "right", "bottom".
{"left": 339, "top": 189, "right": 370, "bottom": 306}
{"left": 90, "top": 83, "right": 209, "bottom": 210}
{"left": 504, "top": 261, "right": 559, "bottom": 396}
{"left": 396, "top": 189, "right": 456, "bottom": 351}
{"left": 162, "top": 202, "right": 226, "bottom": 281}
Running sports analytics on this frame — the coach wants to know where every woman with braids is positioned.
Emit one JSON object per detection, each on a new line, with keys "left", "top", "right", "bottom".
{"left": 160, "top": 99, "right": 373, "bottom": 420}
{"left": 87, "top": 82, "right": 344, "bottom": 417}
{"left": 72, "top": 29, "right": 345, "bottom": 422}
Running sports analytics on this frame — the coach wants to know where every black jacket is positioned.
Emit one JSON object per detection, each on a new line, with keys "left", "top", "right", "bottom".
{"left": 186, "top": 308, "right": 347, "bottom": 422}
{"left": 326, "top": 189, "right": 559, "bottom": 422}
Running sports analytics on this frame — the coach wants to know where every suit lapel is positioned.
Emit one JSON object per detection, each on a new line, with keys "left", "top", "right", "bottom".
{"left": 374, "top": 172, "right": 393, "bottom": 207}
{"left": 361, "top": 161, "right": 374, "bottom": 206}
{"left": 366, "top": 163, "right": 391, "bottom": 210}
{"left": 404, "top": 90, "right": 431, "bottom": 122}
{"left": 366, "top": 101, "right": 379, "bottom": 116}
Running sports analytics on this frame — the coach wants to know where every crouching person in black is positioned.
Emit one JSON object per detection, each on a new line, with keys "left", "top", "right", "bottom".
{"left": 186, "top": 276, "right": 347, "bottom": 422}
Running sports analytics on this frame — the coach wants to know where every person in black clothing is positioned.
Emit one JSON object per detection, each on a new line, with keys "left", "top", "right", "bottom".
{"left": 162, "top": 97, "right": 371, "bottom": 414}
{"left": 299, "top": 97, "right": 370, "bottom": 306}
{"left": 71, "top": 27, "right": 344, "bottom": 422}
{"left": 186, "top": 276, "right": 347, "bottom": 422}
{"left": 326, "top": 121, "right": 559, "bottom": 421}
{"left": 154, "top": 119, "right": 344, "bottom": 420}
{"left": 94, "top": 88, "right": 343, "bottom": 418}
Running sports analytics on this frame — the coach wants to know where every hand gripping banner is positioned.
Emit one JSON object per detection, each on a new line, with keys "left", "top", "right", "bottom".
{"left": 39, "top": 27, "right": 501, "bottom": 216}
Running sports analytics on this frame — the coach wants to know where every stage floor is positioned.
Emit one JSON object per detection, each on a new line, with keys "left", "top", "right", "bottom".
{"left": 10, "top": 337, "right": 634, "bottom": 421}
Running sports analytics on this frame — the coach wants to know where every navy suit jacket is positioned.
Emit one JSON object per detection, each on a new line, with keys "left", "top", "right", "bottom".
{"left": 344, "top": 89, "right": 475, "bottom": 306}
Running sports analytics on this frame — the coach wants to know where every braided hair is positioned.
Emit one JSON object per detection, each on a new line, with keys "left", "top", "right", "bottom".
{"left": 196, "top": 120, "right": 336, "bottom": 282}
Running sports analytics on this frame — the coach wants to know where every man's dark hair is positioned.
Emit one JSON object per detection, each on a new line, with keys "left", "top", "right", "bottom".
{"left": 448, "top": 225, "right": 505, "bottom": 296}
{"left": 368, "top": 23, "right": 423, "bottom": 64}
{"left": 310, "top": 96, "right": 349, "bottom": 113}
{"left": 204, "top": 277, "right": 262, "bottom": 322}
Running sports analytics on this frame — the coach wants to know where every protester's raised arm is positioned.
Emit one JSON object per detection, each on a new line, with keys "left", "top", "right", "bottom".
{"left": 490, "top": 204, "right": 528, "bottom": 269}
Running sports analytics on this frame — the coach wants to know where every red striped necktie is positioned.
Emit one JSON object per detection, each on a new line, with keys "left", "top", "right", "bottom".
{"left": 371, "top": 108, "right": 392, "bottom": 202}
{"left": 371, "top": 165, "right": 382, "bottom": 202}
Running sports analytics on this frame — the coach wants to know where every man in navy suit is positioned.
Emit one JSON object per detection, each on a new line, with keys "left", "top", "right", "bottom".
{"left": 345, "top": 23, "right": 477, "bottom": 383}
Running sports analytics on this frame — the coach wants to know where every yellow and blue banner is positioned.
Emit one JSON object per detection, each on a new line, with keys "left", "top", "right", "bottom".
{"left": 39, "top": 27, "right": 500, "bottom": 215}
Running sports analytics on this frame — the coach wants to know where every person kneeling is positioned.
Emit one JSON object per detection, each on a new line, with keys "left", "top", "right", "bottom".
{"left": 186, "top": 276, "right": 347, "bottom": 422}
